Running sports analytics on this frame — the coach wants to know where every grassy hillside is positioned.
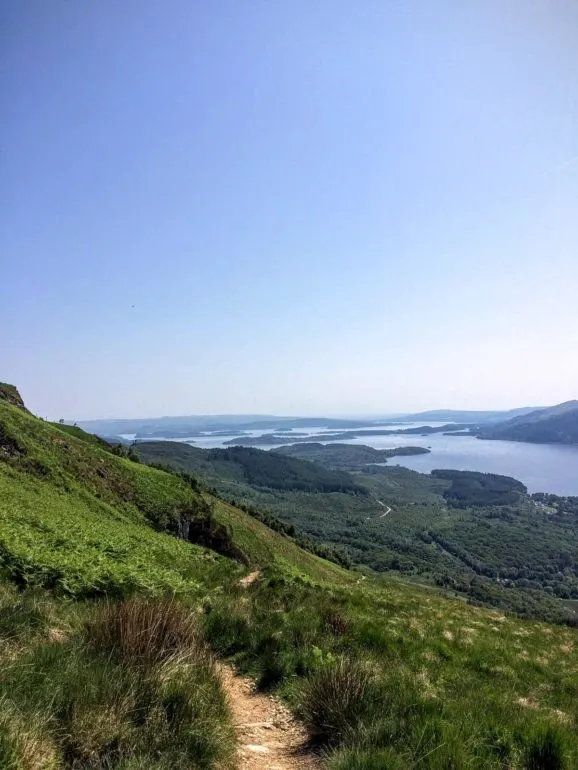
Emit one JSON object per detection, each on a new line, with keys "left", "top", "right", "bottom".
{"left": 0, "top": 396, "right": 345, "bottom": 595}
{"left": 206, "top": 567, "right": 578, "bottom": 769}
{"left": 2, "top": 387, "right": 578, "bottom": 768}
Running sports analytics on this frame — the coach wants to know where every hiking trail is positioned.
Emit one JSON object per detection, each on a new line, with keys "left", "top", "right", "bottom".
{"left": 220, "top": 664, "right": 321, "bottom": 770}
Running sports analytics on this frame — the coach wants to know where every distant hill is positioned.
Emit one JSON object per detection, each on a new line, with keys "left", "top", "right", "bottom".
{"left": 478, "top": 401, "right": 578, "bottom": 445}
{"left": 74, "top": 407, "right": 544, "bottom": 440}
{"left": 77, "top": 414, "right": 378, "bottom": 440}
{"left": 392, "top": 407, "right": 542, "bottom": 424}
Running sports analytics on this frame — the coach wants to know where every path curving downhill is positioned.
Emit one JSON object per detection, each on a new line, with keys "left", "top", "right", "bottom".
{"left": 365, "top": 498, "right": 392, "bottom": 522}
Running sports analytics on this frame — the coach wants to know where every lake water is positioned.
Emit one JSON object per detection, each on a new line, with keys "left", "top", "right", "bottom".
{"left": 136, "top": 423, "right": 578, "bottom": 496}
{"left": 348, "top": 432, "right": 578, "bottom": 496}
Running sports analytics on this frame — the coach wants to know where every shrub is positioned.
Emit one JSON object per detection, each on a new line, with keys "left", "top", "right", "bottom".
{"left": 322, "top": 605, "right": 351, "bottom": 636}
{"left": 85, "top": 596, "right": 201, "bottom": 666}
{"left": 300, "top": 657, "right": 381, "bottom": 746}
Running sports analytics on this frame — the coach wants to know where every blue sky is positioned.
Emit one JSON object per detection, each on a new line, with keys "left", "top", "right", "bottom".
{"left": 2, "top": 0, "right": 577, "bottom": 419}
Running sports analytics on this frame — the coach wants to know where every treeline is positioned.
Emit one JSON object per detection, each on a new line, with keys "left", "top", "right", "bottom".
{"left": 143, "top": 459, "right": 351, "bottom": 569}
{"left": 433, "top": 572, "right": 576, "bottom": 624}
{"left": 532, "top": 492, "right": 578, "bottom": 519}
{"left": 207, "top": 446, "right": 366, "bottom": 494}
{"left": 432, "top": 469, "right": 527, "bottom": 507}
{"left": 224, "top": 496, "right": 351, "bottom": 569}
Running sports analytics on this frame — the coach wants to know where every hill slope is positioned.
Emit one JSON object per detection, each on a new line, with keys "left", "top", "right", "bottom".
{"left": 395, "top": 406, "right": 541, "bottom": 423}
{"left": 2, "top": 386, "right": 578, "bottom": 769}
{"left": 0, "top": 392, "right": 347, "bottom": 594}
{"left": 479, "top": 401, "right": 578, "bottom": 444}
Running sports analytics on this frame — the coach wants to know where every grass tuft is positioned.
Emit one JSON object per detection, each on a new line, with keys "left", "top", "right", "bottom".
{"left": 85, "top": 596, "right": 200, "bottom": 666}
{"left": 300, "top": 657, "right": 380, "bottom": 746}
{"left": 522, "top": 723, "right": 572, "bottom": 770}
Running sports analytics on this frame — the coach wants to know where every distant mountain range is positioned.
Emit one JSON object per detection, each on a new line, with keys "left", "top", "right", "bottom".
{"left": 76, "top": 406, "right": 544, "bottom": 440}
{"left": 478, "top": 401, "right": 578, "bottom": 445}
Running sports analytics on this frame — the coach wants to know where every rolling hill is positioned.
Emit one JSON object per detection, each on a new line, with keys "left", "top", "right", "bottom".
{"left": 393, "top": 406, "right": 542, "bottom": 423}
{"left": 479, "top": 401, "right": 578, "bottom": 445}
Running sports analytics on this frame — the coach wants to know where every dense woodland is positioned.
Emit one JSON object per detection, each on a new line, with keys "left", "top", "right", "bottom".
{"left": 431, "top": 469, "right": 527, "bottom": 507}
{"left": 135, "top": 442, "right": 578, "bottom": 624}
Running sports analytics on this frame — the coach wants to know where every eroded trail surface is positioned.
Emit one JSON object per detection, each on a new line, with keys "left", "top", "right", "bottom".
{"left": 220, "top": 664, "right": 321, "bottom": 770}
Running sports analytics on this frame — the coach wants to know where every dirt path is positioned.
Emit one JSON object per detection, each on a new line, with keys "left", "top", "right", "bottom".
{"left": 375, "top": 498, "right": 392, "bottom": 518}
{"left": 220, "top": 664, "right": 321, "bottom": 770}
{"left": 365, "top": 498, "right": 392, "bottom": 522}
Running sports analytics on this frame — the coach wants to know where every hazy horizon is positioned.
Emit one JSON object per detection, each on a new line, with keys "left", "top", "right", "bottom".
{"left": 66, "top": 404, "right": 549, "bottom": 425}
{"left": 3, "top": 1, "right": 577, "bottom": 420}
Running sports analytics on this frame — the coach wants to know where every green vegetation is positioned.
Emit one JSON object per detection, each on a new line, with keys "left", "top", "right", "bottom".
{"left": 2, "top": 385, "right": 578, "bottom": 768}
{"left": 207, "top": 446, "right": 365, "bottom": 493}
{"left": 135, "top": 441, "right": 578, "bottom": 623}
{"left": 204, "top": 568, "right": 578, "bottom": 768}
{"left": 137, "top": 442, "right": 365, "bottom": 493}
{"left": 0, "top": 393, "right": 346, "bottom": 597}
{"left": 432, "top": 469, "right": 527, "bottom": 507}
{"left": 276, "top": 441, "right": 429, "bottom": 469}
{"left": 0, "top": 587, "right": 236, "bottom": 769}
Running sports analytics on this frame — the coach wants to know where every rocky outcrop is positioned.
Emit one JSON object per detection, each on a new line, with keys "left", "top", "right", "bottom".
{"left": 0, "top": 383, "right": 30, "bottom": 413}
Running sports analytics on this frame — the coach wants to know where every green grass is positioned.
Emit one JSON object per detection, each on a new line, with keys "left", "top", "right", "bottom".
{"left": 0, "top": 590, "right": 236, "bottom": 769}
{"left": 0, "top": 464, "right": 233, "bottom": 595}
{"left": 202, "top": 568, "right": 578, "bottom": 768}
{"left": 2, "top": 387, "right": 578, "bottom": 768}
{"left": 49, "top": 421, "right": 113, "bottom": 449}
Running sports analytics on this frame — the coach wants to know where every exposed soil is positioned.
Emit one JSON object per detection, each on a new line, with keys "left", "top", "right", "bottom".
{"left": 220, "top": 664, "right": 321, "bottom": 770}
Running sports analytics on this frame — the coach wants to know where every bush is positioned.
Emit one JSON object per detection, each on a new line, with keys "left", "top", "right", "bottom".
{"left": 300, "top": 657, "right": 381, "bottom": 746}
{"left": 322, "top": 605, "right": 351, "bottom": 636}
{"left": 85, "top": 596, "right": 201, "bottom": 666}
{"left": 1, "top": 599, "right": 236, "bottom": 770}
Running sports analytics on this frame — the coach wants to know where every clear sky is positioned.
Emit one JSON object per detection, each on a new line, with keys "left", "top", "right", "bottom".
{"left": 2, "top": 1, "right": 577, "bottom": 419}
